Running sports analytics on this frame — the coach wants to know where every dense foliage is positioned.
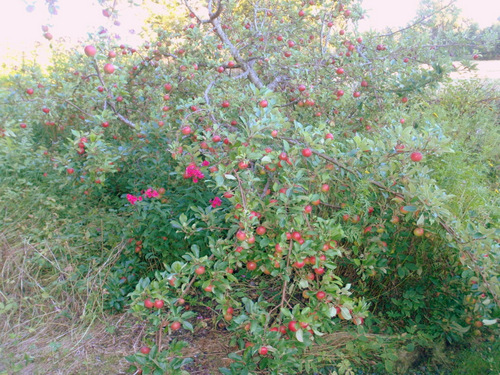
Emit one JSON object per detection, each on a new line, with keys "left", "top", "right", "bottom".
{"left": 1, "top": 0, "right": 498, "bottom": 374}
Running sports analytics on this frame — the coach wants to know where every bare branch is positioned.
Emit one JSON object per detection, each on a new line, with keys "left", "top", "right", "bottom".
{"left": 209, "top": 0, "right": 223, "bottom": 20}
{"left": 233, "top": 170, "right": 248, "bottom": 211}
{"left": 203, "top": 80, "right": 216, "bottom": 106}
{"left": 268, "top": 75, "right": 290, "bottom": 91}
{"left": 64, "top": 100, "right": 92, "bottom": 117}
{"left": 211, "top": 16, "right": 264, "bottom": 89}
{"left": 203, "top": 79, "right": 220, "bottom": 125}
{"left": 183, "top": 0, "right": 264, "bottom": 88}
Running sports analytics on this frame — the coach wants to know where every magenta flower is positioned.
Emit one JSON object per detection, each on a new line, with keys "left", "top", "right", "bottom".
{"left": 209, "top": 196, "right": 222, "bottom": 208}
{"left": 185, "top": 164, "right": 205, "bottom": 183}
{"left": 145, "top": 188, "right": 159, "bottom": 198}
{"left": 202, "top": 160, "right": 210, "bottom": 167}
{"left": 126, "top": 194, "right": 143, "bottom": 205}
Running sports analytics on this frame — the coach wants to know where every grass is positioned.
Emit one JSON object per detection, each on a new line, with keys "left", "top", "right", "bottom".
{"left": 450, "top": 339, "right": 500, "bottom": 375}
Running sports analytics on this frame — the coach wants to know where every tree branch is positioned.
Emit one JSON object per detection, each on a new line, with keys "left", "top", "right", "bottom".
{"left": 64, "top": 100, "right": 93, "bottom": 117}
{"left": 184, "top": 0, "right": 264, "bottom": 89}
{"left": 92, "top": 61, "right": 137, "bottom": 129}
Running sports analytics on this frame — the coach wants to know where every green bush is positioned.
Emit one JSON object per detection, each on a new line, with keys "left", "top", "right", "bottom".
{"left": 1, "top": 0, "right": 498, "bottom": 373}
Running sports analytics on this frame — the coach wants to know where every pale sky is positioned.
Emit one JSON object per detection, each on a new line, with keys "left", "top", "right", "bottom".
{"left": 0, "top": 0, "right": 499, "bottom": 64}
{"left": 359, "top": 0, "right": 500, "bottom": 32}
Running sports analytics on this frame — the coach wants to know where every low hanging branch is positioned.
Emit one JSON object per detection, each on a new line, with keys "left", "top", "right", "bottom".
{"left": 284, "top": 136, "right": 499, "bottom": 307}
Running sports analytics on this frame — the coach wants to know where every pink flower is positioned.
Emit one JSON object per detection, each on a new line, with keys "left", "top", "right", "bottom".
{"left": 126, "top": 194, "right": 143, "bottom": 205}
{"left": 185, "top": 164, "right": 205, "bottom": 183}
{"left": 209, "top": 196, "right": 222, "bottom": 208}
{"left": 202, "top": 160, "right": 210, "bottom": 167}
{"left": 145, "top": 188, "right": 159, "bottom": 198}
{"left": 126, "top": 194, "right": 136, "bottom": 205}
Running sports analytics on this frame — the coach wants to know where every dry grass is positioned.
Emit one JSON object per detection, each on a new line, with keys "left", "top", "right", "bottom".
{"left": 0, "top": 231, "right": 238, "bottom": 374}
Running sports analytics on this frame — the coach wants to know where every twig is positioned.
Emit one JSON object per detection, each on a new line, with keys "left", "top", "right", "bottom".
{"left": 203, "top": 80, "right": 216, "bottom": 106}
{"left": 181, "top": 255, "right": 215, "bottom": 298}
{"left": 282, "top": 137, "right": 360, "bottom": 178}
{"left": 64, "top": 100, "right": 93, "bottom": 117}
{"left": 233, "top": 170, "right": 248, "bottom": 211}
{"left": 203, "top": 79, "right": 220, "bottom": 125}
{"left": 270, "top": 239, "right": 294, "bottom": 318}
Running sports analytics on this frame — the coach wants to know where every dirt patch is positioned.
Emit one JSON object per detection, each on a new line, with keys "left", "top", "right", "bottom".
{"left": 0, "top": 311, "right": 237, "bottom": 375}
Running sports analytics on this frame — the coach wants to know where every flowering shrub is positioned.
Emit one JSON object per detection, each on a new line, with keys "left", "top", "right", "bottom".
{"left": 126, "top": 194, "right": 143, "bottom": 205}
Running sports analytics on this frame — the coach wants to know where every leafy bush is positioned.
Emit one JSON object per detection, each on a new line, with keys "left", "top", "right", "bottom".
{"left": 1, "top": 0, "right": 498, "bottom": 373}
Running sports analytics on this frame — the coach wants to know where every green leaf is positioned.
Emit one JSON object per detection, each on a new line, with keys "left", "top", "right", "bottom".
{"left": 182, "top": 320, "right": 193, "bottom": 332}
{"left": 403, "top": 205, "right": 417, "bottom": 212}
{"left": 482, "top": 319, "right": 497, "bottom": 326}
{"left": 397, "top": 267, "right": 406, "bottom": 278}
{"left": 295, "top": 329, "right": 304, "bottom": 342}
{"left": 228, "top": 352, "right": 242, "bottom": 360}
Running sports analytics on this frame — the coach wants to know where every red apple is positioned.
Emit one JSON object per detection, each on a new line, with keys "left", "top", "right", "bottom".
{"left": 84, "top": 45, "right": 97, "bottom": 57}
{"left": 236, "top": 230, "right": 247, "bottom": 241}
{"left": 195, "top": 266, "right": 205, "bottom": 275}
{"left": 316, "top": 291, "right": 326, "bottom": 300}
{"left": 154, "top": 299, "right": 164, "bottom": 309}
{"left": 302, "top": 148, "right": 312, "bottom": 157}
{"left": 413, "top": 228, "right": 424, "bottom": 237}
{"left": 103, "top": 63, "right": 115, "bottom": 74}
{"left": 410, "top": 152, "right": 423, "bottom": 162}
{"left": 288, "top": 320, "right": 299, "bottom": 332}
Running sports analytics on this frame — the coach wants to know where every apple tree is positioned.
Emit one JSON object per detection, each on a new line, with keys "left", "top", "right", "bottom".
{"left": 0, "top": 0, "right": 498, "bottom": 373}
